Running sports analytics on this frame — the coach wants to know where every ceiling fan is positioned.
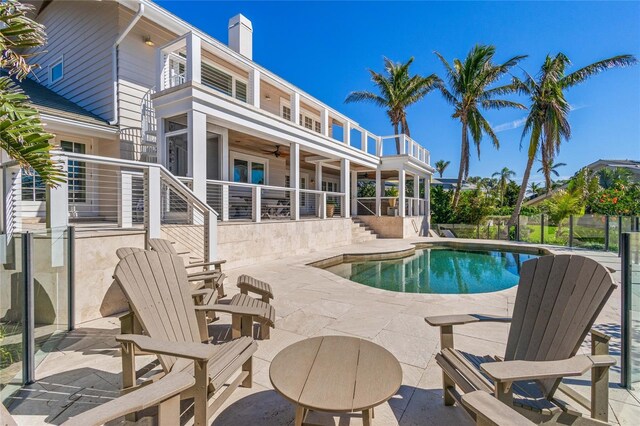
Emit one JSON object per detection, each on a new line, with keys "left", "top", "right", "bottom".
{"left": 262, "top": 144, "right": 288, "bottom": 158}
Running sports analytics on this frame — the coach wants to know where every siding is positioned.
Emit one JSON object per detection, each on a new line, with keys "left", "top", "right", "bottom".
{"left": 117, "top": 9, "right": 177, "bottom": 129}
{"left": 28, "top": 0, "right": 118, "bottom": 121}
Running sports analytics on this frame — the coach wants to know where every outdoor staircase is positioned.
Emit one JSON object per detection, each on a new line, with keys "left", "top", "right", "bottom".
{"left": 351, "top": 217, "right": 379, "bottom": 243}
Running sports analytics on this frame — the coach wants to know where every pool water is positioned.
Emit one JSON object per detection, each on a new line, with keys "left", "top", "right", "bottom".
{"left": 324, "top": 248, "right": 539, "bottom": 294}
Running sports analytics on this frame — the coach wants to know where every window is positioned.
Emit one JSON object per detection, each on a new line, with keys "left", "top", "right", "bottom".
{"left": 315, "top": 121, "right": 322, "bottom": 133}
{"left": 282, "top": 105, "right": 291, "bottom": 121}
{"left": 49, "top": 57, "right": 64, "bottom": 84}
{"left": 61, "top": 141, "right": 87, "bottom": 203}
{"left": 304, "top": 117, "right": 313, "bottom": 130}
{"left": 232, "top": 154, "right": 267, "bottom": 184}
{"left": 235, "top": 81, "right": 247, "bottom": 102}
{"left": 21, "top": 171, "right": 45, "bottom": 201}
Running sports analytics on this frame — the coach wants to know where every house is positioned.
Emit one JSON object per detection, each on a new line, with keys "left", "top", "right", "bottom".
{"left": 431, "top": 177, "right": 477, "bottom": 191}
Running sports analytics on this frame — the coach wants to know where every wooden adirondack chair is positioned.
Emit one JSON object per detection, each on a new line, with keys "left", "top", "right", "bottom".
{"left": 426, "top": 254, "right": 617, "bottom": 425}
{"left": 146, "top": 238, "right": 227, "bottom": 298}
{"left": 114, "top": 250, "right": 258, "bottom": 426}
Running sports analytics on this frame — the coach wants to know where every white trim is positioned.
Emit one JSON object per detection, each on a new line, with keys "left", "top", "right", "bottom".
{"left": 39, "top": 113, "right": 117, "bottom": 136}
{"left": 229, "top": 150, "right": 269, "bottom": 185}
{"left": 48, "top": 56, "right": 64, "bottom": 85}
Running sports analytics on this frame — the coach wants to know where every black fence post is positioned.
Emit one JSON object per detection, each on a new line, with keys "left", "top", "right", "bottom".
{"left": 619, "top": 216, "right": 623, "bottom": 257}
{"left": 540, "top": 214, "right": 545, "bottom": 245}
{"left": 516, "top": 215, "right": 521, "bottom": 242}
{"left": 605, "top": 215, "right": 610, "bottom": 251}
{"left": 476, "top": 223, "right": 480, "bottom": 239}
{"left": 569, "top": 215, "right": 574, "bottom": 248}
{"left": 22, "top": 232, "right": 34, "bottom": 385}
{"left": 621, "top": 232, "right": 631, "bottom": 387}
{"left": 67, "top": 226, "right": 75, "bottom": 331}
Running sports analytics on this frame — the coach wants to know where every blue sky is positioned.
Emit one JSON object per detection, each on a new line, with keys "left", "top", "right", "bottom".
{"left": 157, "top": 0, "right": 640, "bottom": 182}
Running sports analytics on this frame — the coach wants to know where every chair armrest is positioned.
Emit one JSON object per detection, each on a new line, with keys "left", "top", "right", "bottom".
{"left": 186, "top": 260, "right": 226, "bottom": 269}
{"left": 191, "top": 289, "right": 215, "bottom": 304}
{"left": 116, "top": 334, "right": 218, "bottom": 361}
{"left": 62, "top": 372, "right": 194, "bottom": 426}
{"left": 425, "top": 314, "right": 512, "bottom": 327}
{"left": 481, "top": 355, "right": 616, "bottom": 383}
{"left": 194, "top": 303, "right": 266, "bottom": 317}
{"left": 461, "top": 391, "right": 535, "bottom": 426}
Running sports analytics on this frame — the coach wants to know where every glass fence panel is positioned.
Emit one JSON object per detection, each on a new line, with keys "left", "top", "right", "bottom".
{"left": 0, "top": 234, "right": 23, "bottom": 403}
{"left": 31, "top": 229, "right": 69, "bottom": 370}
{"left": 573, "top": 214, "right": 607, "bottom": 250}
{"left": 518, "top": 215, "right": 542, "bottom": 244}
{"left": 623, "top": 232, "right": 640, "bottom": 395}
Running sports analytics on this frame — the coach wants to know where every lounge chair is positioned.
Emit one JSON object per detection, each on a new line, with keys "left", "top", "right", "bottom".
{"left": 116, "top": 248, "right": 275, "bottom": 341}
{"left": 147, "top": 238, "right": 227, "bottom": 298}
{"left": 114, "top": 251, "right": 258, "bottom": 426}
{"left": 440, "top": 229, "right": 456, "bottom": 238}
{"left": 461, "top": 391, "right": 535, "bottom": 426}
{"left": 425, "top": 254, "right": 617, "bottom": 424}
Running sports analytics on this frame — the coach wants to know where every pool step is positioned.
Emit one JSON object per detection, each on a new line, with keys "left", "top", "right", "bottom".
{"left": 350, "top": 218, "right": 378, "bottom": 242}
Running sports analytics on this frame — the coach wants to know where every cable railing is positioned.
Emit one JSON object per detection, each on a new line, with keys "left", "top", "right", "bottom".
{"left": 355, "top": 196, "right": 427, "bottom": 217}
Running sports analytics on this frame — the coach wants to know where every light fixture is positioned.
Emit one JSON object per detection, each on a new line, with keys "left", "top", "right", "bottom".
{"left": 144, "top": 36, "right": 155, "bottom": 46}
{"left": 265, "top": 94, "right": 271, "bottom": 101}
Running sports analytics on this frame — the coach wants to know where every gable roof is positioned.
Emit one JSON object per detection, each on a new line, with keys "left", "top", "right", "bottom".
{"left": 15, "top": 75, "right": 116, "bottom": 131}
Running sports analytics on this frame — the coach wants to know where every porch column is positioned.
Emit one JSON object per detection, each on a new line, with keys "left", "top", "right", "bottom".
{"left": 315, "top": 162, "right": 324, "bottom": 218}
{"left": 340, "top": 159, "right": 350, "bottom": 217}
{"left": 375, "top": 169, "right": 381, "bottom": 216}
{"left": 320, "top": 108, "right": 330, "bottom": 137}
{"left": 248, "top": 68, "right": 260, "bottom": 108}
{"left": 361, "top": 131, "right": 368, "bottom": 153}
{"left": 290, "top": 142, "right": 300, "bottom": 220}
{"left": 344, "top": 121, "right": 351, "bottom": 145}
{"left": 398, "top": 169, "right": 406, "bottom": 218}
{"left": 46, "top": 156, "right": 69, "bottom": 229}
{"left": 187, "top": 109, "right": 207, "bottom": 201}
{"left": 219, "top": 128, "right": 229, "bottom": 221}
{"left": 351, "top": 171, "right": 358, "bottom": 216}
{"left": 413, "top": 175, "right": 420, "bottom": 216}
{"left": 425, "top": 176, "right": 431, "bottom": 229}
{"left": 290, "top": 92, "right": 300, "bottom": 125}
{"left": 186, "top": 32, "right": 201, "bottom": 85}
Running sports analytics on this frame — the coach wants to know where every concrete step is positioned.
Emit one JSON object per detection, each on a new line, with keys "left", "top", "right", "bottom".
{"left": 350, "top": 218, "right": 378, "bottom": 241}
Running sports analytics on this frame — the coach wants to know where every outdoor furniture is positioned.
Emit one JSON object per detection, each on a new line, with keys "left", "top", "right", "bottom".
{"left": 116, "top": 248, "right": 275, "bottom": 341}
{"left": 270, "top": 336, "right": 402, "bottom": 426}
{"left": 114, "top": 251, "right": 257, "bottom": 426}
{"left": 237, "top": 274, "right": 274, "bottom": 303}
{"left": 461, "top": 391, "right": 535, "bottom": 426}
{"left": 425, "top": 254, "right": 617, "bottom": 424}
{"left": 440, "top": 229, "right": 456, "bottom": 238}
{"left": 147, "top": 238, "right": 227, "bottom": 298}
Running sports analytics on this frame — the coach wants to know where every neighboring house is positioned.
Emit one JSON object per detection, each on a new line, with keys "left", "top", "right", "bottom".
{"left": 525, "top": 159, "right": 640, "bottom": 206}
{"left": 431, "top": 177, "right": 476, "bottom": 191}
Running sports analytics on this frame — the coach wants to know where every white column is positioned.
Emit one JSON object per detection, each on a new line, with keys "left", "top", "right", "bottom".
{"left": 146, "top": 166, "right": 161, "bottom": 238}
{"left": 188, "top": 109, "right": 207, "bottom": 202}
{"left": 375, "top": 169, "right": 381, "bottom": 216}
{"left": 361, "top": 131, "right": 368, "bottom": 153}
{"left": 425, "top": 176, "right": 431, "bottom": 229}
{"left": 398, "top": 169, "right": 406, "bottom": 218}
{"left": 344, "top": 121, "right": 351, "bottom": 145}
{"left": 252, "top": 186, "right": 261, "bottom": 222}
{"left": 156, "top": 117, "right": 166, "bottom": 166}
{"left": 399, "top": 135, "right": 407, "bottom": 155}
{"left": 248, "top": 68, "right": 260, "bottom": 108}
{"left": 320, "top": 108, "right": 330, "bottom": 137}
{"left": 186, "top": 33, "right": 201, "bottom": 84}
{"left": 315, "top": 162, "right": 323, "bottom": 218}
{"left": 413, "top": 175, "right": 420, "bottom": 216}
{"left": 219, "top": 128, "right": 229, "bottom": 180}
{"left": 156, "top": 46, "right": 165, "bottom": 90}
{"left": 340, "top": 158, "right": 350, "bottom": 217}
{"left": 290, "top": 92, "right": 300, "bottom": 125}
{"left": 118, "top": 172, "right": 133, "bottom": 228}
{"left": 315, "top": 162, "right": 322, "bottom": 191}
{"left": 376, "top": 137, "right": 382, "bottom": 156}
{"left": 290, "top": 142, "right": 300, "bottom": 220}
{"left": 351, "top": 171, "right": 358, "bottom": 216}
{"left": 46, "top": 157, "right": 68, "bottom": 229}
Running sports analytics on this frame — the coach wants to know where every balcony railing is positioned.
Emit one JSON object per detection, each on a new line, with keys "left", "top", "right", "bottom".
{"left": 355, "top": 196, "right": 427, "bottom": 217}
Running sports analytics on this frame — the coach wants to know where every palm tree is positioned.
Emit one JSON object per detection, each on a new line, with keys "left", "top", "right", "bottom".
{"left": 346, "top": 57, "right": 440, "bottom": 154}
{"left": 0, "top": 1, "right": 63, "bottom": 185}
{"left": 492, "top": 167, "right": 516, "bottom": 206}
{"left": 435, "top": 45, "right": 526, "bottom": 208}
{"left": 507, "top": 52, "right": 637, "bottom": 226}
{"left": 435, "top": 160, "right": 450, "bottom": 177}
{"left": 537, "top": 160, "right": 566, "bottom": 191}
{"left": 527, "top": 182, "right": 543, "bottom": 198}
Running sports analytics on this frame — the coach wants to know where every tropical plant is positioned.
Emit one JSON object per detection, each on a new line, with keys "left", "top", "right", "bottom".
{"left": 544, "top": 190, "right": 584, "bottom": 237}
{"left": 507, "top": 52, "right": 637, "bottom": 226}
{"left": 492, "top": 167, "right": 516, "bottom": 206}
{"left": 346, "top": 57, "right": 440, "bottom": 153}
{"left": 527, "top": 182, "right": 543, "bottom": 198}
{"left": 435, "top": 45, "right": 526, "bottom": 208}
{"left": 598, "top": 167, "right": 632, "bottom": 189}
{"left": 435, "top": 159, "right": 450, "bottom": 178}
{"left": 0, "top": 0, "right": 63, "bottom": 185}
{"left": 537, "top": 160, "right": 566, "bottom": 182}
{"left": 430, "top": 186, "right": 455, "bottom": 223}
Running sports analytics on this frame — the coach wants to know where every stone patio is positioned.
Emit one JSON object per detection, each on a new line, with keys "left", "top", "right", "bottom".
{"left": 5, "top": 238, "right": 640, "bottom": 425}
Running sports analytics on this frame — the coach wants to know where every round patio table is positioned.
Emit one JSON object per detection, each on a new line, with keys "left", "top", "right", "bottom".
{"left": 270, "top": 335, "right": 402, "bottom": 426}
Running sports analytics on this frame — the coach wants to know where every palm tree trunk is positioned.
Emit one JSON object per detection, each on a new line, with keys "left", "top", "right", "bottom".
{"left": 452, "top": 122, "right": 468, "bottom": 209}
{"left": 508, "top": 153, "right": 535, "bottom": 226}
{"left": 393, "top": 122, "right": 401, "bottom": 154}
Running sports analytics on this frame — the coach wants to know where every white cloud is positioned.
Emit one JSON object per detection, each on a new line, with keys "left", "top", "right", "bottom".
{"left": 493, "top": 117, "right": 527, "bottom": 133}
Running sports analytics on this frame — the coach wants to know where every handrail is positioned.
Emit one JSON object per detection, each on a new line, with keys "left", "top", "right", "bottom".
{"left": 51, "top": 150, "right": 218, "bottom": 217}
{"left": 356, "top": 199, "right": 376, "bottom": 216}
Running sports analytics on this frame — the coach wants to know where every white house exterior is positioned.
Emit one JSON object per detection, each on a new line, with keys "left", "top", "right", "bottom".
{"left": 4, "top": 0, "right": 434, "bottom": 262}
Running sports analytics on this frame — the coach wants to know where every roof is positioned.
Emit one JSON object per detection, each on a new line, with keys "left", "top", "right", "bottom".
{"left": 432, "top": 177, "right": 477, "bottom": 190}
{"left": 14, "top": 75, "right": 116, "bottom": 130}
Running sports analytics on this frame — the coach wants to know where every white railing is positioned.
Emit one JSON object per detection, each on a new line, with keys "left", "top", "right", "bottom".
{"left": 203, "top": 180, "right": 345, "bottom": 222}
{"left": 405, "top": 197, "right": 428, "bottom": 217}
{"left": 379, "top": 135, "right": 430, "bottom": 164}
{"left": 160, "top": 52, "right": 187, "bottom": 90}
{"left": 46, "top": 151, "right": 218, "bottom": 262}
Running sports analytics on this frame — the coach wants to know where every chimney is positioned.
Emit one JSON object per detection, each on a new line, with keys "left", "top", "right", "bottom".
{"left": 228, "top": 14, "right": 253, "bottom": 60}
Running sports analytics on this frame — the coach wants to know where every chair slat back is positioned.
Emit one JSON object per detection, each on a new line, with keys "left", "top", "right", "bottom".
{"left": 148, "top": 238, "right": 178, "bottom": 255}
{"left": 505, "top": 254, "right": 616, "bottom": 397}
{"left": 116, "top": 247, "right": 144, "bottom": 260}
{"left": 114, "top": 251, "right": 202, "bottom": 373}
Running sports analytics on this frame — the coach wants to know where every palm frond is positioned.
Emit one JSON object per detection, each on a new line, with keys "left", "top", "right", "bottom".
{"left": 561, "top": 54, "right": 638, "bottom": 88}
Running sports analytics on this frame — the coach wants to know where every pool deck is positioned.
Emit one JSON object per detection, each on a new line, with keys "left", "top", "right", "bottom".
{"left": 6, "top": 237, "right": 639, "bottom": 425}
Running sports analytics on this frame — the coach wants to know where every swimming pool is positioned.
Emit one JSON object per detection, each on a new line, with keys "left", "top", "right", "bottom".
{"left": 323, "top": 247, "right": 539, "bottom": 294}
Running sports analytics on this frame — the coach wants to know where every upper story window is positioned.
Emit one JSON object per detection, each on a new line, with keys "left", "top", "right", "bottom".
{"left": 49, "top": 56, "right": 64, "bottom": 85}
{"left": 282, "top": 105, "right": 291, "bottom": 121}
{"left": 201, "top": 62, "right": 247, "bottom": 103}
